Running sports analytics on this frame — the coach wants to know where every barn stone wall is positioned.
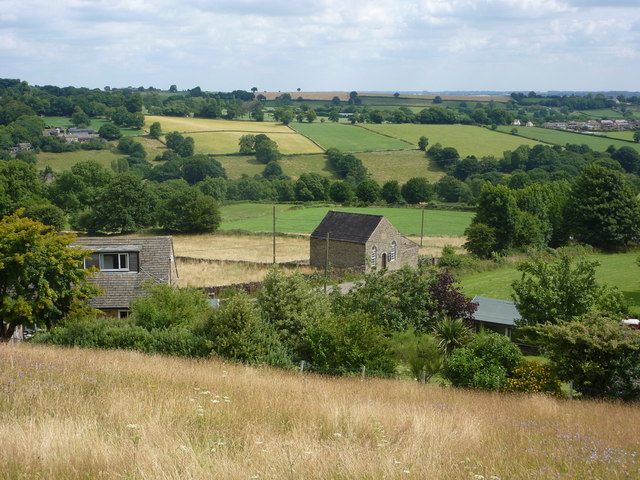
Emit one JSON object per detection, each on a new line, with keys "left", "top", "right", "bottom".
{"left": 310, "top": 237, "right": 366, "bottom": 272}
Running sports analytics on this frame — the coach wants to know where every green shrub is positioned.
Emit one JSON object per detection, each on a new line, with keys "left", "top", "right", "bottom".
{"left": 306, "top": 311, "right": 396, "bottom": 376}
{"left": 442, "top": 331, "right": 522, "bottom": 389}
{"left": 390, "top": 329, "right": 442, "bottom": 381}
{"left": 504, "top": 359, "right": 563, "bottom": 396}
{"left": 131, "top": 283, "right": 212, "bottom": 330}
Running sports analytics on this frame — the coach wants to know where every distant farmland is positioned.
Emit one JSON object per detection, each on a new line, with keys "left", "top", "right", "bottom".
{"left": 362, "top": 124, "right": 542, "bottom": 158}
{"left": 145, "top": 116, "right": 323, "bottom": 155}
{"left": 291, "top": 122, "right": 413, "bottom": 152}
{"left": 497, "top": 126, "right": 640, "bottom": 153}
{"left": 220, "top": 204, "right": 474, "bottom": 237}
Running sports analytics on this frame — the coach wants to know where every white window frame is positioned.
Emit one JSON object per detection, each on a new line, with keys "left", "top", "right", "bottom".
{"left": 118, "top": 310, "right": 130, "bottom": 319}
{"left": 390, "top": 241, "right": 397, "bottom": 262}
{"left": 370, "top": 246, "right": 377, "bottom": 267}
{"left": 99, "top": 253, "right": 130, "bottom": 272}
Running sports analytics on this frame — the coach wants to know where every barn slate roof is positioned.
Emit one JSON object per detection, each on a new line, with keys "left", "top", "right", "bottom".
{"left": 471, "top": 296, "right": 521, "bottom": 327}
{"left": 310, "top": 211, "right": 384, "bottom": 244}
{"left": 73, "top": 236, "right": 176, "bottom": 310}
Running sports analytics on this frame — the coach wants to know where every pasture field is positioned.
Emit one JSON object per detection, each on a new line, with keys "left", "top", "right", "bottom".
{"left": 188, "top": 131, "right": 322, "bottom": 155}
{"left": 362, "top": 124, "right": 542, "bottom": 158}
{"left": 2, "top": 344, "right": 639, "bottom": 479}
{"left": 497, "top": 126, "right": 640, "bottom": 153}
{"left": 594, "top": 131, "right": 635, "bottom": 141}
{"left": 580, "top": 109, "right": 639, "bottom": 119}
{"left": 37, "top": 149, "right": 126, "bottom": 172}
{"left": 220, "top": 204, "right": 474, "bottom": 236}
{"left": 177, "top": 260, "right": 316, "bottom": 287}
{"left": 145, "top": 116, "right": 292, "bottom": 134}
{"left": 42, "top": 116, "right": 143, "bottom": 136}
{"left": 291, "top": 122, "right": 413, "bottom": 152}
{"left": 356, "top": 150, "right": 445, "bottom": 183}
{"left": 459, "top": 252, "right": 640, "bottom": 314}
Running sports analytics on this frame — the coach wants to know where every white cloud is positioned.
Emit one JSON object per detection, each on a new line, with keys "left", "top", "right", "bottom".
{"left": 1, "top": 0, "right": 639, "bottom": 91}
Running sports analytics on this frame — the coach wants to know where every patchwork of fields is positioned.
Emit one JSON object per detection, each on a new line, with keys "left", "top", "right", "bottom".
{"left": 497, "top": 126, "right": 640, "bottom": 153}
{"left": 145, "top": 116, "right": 323, "bottom": 155}
{"left": 291, "top": 122, "right": 413, "bottom": 151}
{"left": 362, "top": 124, "right": 542, "bottom": 157}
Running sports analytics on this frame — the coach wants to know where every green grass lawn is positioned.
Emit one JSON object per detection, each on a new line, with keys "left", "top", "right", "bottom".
{"left": 291, "top": 122, "right": 412, "bottom": 152}
{"left": 362, "top": 124, "right": 541, "bottom": 158}
{"left": 37, "top": 149, "right": 127, "bottom": 172}
{"left": 220, "top": 204, "right": 474, "bottom": 236}
{"left": 594, "top": 131, "right": 636, "bottom": 141}
{"left": 498, "top": 126, "right": 640, "bottom": 153}
{"left": 356, "top": 150, "right": 445, "bottom": 184}
{"left": 459, "top": 252, "right": 640, "bottom": 315}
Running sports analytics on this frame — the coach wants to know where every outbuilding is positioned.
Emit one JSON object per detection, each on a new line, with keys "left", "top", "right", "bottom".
{"left": 310, "top": 210, "right": 419, "bottom": 273}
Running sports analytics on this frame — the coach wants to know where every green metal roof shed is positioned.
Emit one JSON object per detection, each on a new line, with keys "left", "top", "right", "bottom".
{"left": 471, "top": 296, "right": 522, "bottom": 337}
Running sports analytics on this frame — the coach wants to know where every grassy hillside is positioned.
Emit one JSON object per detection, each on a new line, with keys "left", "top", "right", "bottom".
{"left": 362, "top": 124, "right": 542, "bottom": 158}
{"left": 2, "top": 344, "right": 638, "bottom": 479}
{"left": 356, "top": 150, "right": 445, "bottom": 183}
{"left": 498, "top": 126, "right": 640, "bottom": 153}
{"left": 37, "top": 149, "right": 127, "bottom": 172}
{"left": 220, "top": 204, "right": 474, "bottom": 236}
{"left": 146, "top": 116, "right": 322, "bottom": 155}
{"left": 459, "top": 252, "right": 640, "bottom": 314}
{"left": 291, "top": 123, "right": 412, "bottom": 152}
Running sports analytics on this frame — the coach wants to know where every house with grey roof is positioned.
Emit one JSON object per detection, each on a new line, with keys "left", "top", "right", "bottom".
{"left": 310, "top": 211, "right": 418, "bottom": 273}
{"left": 471, "top": 296, "right": 521, "bottom": 338}
{"left": 73, "top": 236, "right": 178, "bottom": 318}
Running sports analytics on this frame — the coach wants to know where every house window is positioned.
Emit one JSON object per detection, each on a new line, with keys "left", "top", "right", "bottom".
{"left": 100, "top": 253, "right": 129, "bottom": 271}
{"left": 118, "top": 310, "right": 130, "bottom": 319}
{"left": 390, "top": 241, "right": 397, "bottom": 262}
{"left": 370, "top": 246, "right": 377, "bottom": 267}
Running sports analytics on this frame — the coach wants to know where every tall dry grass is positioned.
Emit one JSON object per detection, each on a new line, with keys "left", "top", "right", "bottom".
{"left": 173, "top": 233, "right": 311, "bottom": 263}
{"left": 1, "top": 344, "right": 638, "bottom": 479}
{"left": 177, "top": 260, "right": 316, "bottom": 287}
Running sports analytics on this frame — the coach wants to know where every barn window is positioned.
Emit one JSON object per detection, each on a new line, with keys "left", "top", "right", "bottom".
{"left": 99, "top": 253, "right": 129, "bottom": 271}
{"left": 370, "top": 246, "right": 377, "bottom": 267}
{"left": 390, "top": 241, "right": 397, "bottom": 262}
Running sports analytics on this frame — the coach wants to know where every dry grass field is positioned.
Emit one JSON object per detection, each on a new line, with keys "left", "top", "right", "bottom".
{"left": 145, "top": 116, "right": 323, "bottom": 155}
{"left": 172, "top": 234, "right": 465, "bottom": 287}
{"left": 2, "top": 344, "right": 638, "bottom": 480}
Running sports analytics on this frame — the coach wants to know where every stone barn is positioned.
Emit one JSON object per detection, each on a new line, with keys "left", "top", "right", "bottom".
{"left": 310, "top": 211, "right": 419, "bottom": 273}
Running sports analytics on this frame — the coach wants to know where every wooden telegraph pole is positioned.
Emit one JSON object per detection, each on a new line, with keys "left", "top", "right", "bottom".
{"left": 420, "top": 208, "right": 425, "bottom": 247}
{"left": 272, "top": 206, "right": 276, "bottom": 264}
{"left": 324, "top": 232, "right": 330, "bottom": 293}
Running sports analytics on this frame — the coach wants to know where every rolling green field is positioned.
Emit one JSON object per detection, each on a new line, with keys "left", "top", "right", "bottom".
{"left": 291, "top": 122, "right": 413, "bottom": 152}
{"left": 356, "top": 150, "right": 445, "bottom": 183}
{"left": 497, "top": 126, "right": 640, "bottom": 153}
{"left": 37, "top": 149, "right": 127, "bottom": 172}
{"left": 42, "top": 117, "right": 143, "bottom": 136}
{"left": 220, "top": 204, "right": 474, "bottom": 236}
{"left": 459, "top": 252, "right": 640, "bottom": 314}
{"left": 580, "top": 109, "right": 639, "bottom": 119}
{"left": 594, "top": 131, "right": 636, "bottom": 141}
{"left": 362, "top": 124, "right": 541, "bottom": 158}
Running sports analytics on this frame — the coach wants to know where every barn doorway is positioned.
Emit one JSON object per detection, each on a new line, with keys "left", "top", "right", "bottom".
{"left": 381, "top": 253, "right": 387, "bottom": 269}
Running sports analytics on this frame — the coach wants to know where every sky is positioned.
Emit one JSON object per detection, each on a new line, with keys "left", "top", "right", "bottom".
{"left": 1, "top": 0, "right": 639, "bottom": 93}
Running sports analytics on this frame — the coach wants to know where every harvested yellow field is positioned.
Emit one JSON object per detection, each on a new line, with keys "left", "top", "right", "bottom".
{"left": 260, "top": 91, "right": 350, "bottom": 101}
{"left": 146, "top": 116, "right": 293, "bottom": 134}
{"left": 2, "top": 344, "right": 638, "bottom": 479}
{"left": 146, "top": 116, "right": 323, "bottom": 155}
{"left": 172, "top": 233, "right": 310, "bottom": 263}
{"left": 177, "top": 260, "right": 315, "bottom": 287}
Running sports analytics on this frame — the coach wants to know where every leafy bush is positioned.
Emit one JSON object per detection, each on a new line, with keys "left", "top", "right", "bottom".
{"left": 130, "top": 283, "right": 212, "bottom": 330}
{"left": 34, "top": 317, "right": 212, "bottom": 357}
{"left": 390, "top": 329, "right": 442, "bottom": 381}
{"left": 442, "top": 332, "right": 522, "bottom": 389}
{"left": 306, "top": 311, "right": 396, "bottom": 376}
{"left": 504, "top": 359, "right": 563, "bottom": 396}
{"left": 534, "top": 313, "right": 640, "bottom": 400}
{"left": 203, "top": 293, "right": 292, "bottom": 367}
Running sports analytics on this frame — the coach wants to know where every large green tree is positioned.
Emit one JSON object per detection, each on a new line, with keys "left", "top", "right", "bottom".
{"left": 512, "top": 254, "right": 626, "bottom": 326}
{"left": 157, "top": 188, "right": 221, "bottom": 233}
{"left": 0, "top": 212, "right": 97, "bottom": 340}
{"left": 565, "top": 163, "right": 640, "bottom": 247}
